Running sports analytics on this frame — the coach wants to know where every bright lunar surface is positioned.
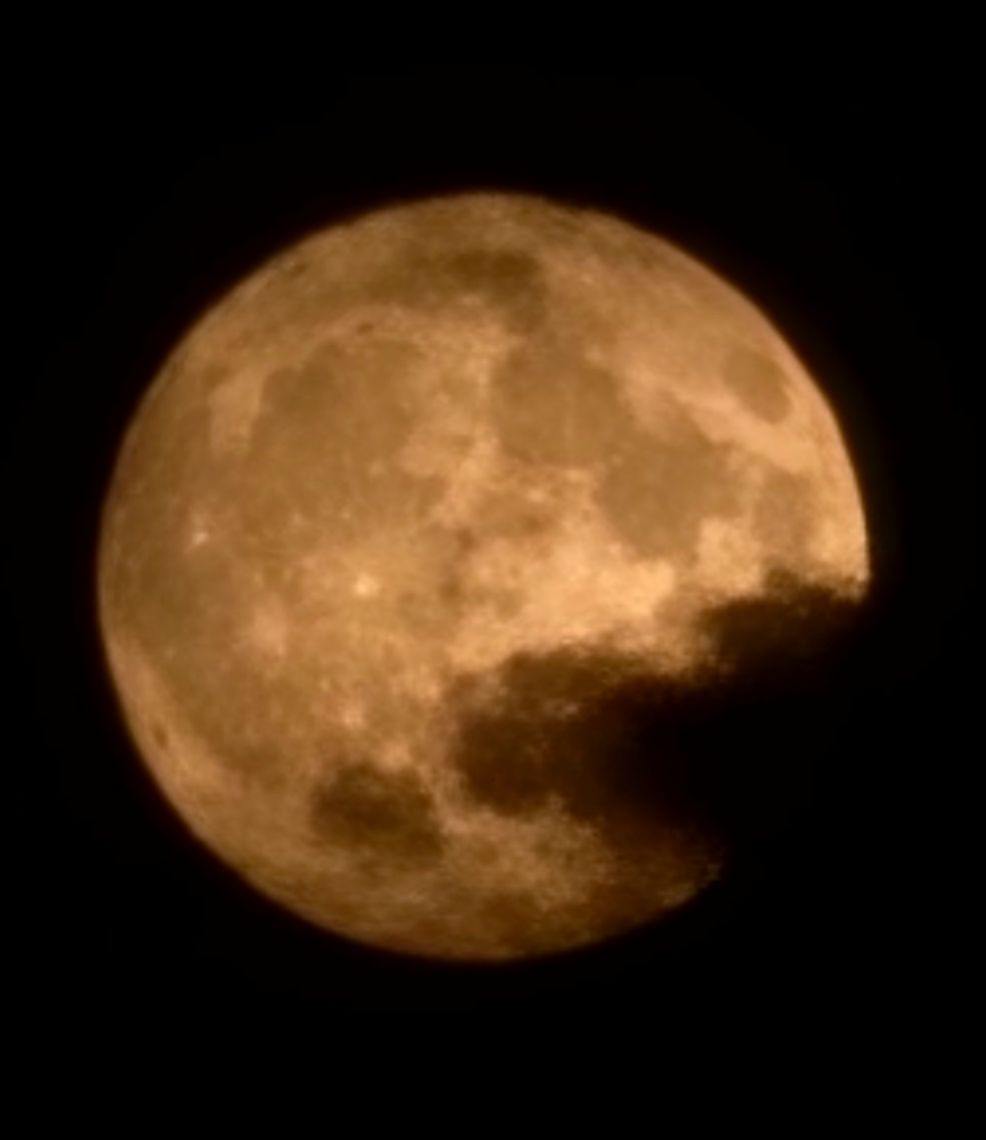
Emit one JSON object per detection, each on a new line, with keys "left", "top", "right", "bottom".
{"left": 98, "top": 193, "right": 869, "bottom": 961}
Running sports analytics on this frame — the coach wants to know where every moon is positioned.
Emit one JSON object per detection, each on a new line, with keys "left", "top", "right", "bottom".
{"left": 98, "top": 193, "right": 869, "bottom": 961}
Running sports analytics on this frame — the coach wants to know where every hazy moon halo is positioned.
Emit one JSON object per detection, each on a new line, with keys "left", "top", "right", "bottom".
{"left": 98, "top": 193, "right": 868, "bottom": 960}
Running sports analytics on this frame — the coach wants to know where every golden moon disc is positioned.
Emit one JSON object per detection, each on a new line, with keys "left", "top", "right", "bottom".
{"left": 98, "top": 193, "right": 869, "bottom": 961}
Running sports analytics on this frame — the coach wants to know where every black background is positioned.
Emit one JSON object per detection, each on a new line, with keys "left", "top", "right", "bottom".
{"left": 12, "top": 65, "right": 979, "bottom": 1065}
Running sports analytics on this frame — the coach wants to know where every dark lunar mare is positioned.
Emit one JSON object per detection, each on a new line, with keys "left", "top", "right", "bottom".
{"left": 309, "top": 763, "right": 445, "bottom": 867}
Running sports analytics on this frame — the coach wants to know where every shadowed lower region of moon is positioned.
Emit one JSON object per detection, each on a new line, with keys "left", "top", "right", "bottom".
{"left": 98, "top": 192, "right": 869, "bottom": 961}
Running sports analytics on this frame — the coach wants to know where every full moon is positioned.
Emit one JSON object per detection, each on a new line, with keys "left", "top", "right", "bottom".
{"left": 98, "top": 193, "right": 869, "bottom": 961}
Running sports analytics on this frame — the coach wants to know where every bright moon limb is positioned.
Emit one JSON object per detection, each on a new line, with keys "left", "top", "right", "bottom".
{"left": 98, "top": 193, "right": 869, "bottom": 961}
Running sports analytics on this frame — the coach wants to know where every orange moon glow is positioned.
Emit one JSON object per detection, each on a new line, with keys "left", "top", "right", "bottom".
{"left": 98, "top": 193, "right": 869, "bottom": 961}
